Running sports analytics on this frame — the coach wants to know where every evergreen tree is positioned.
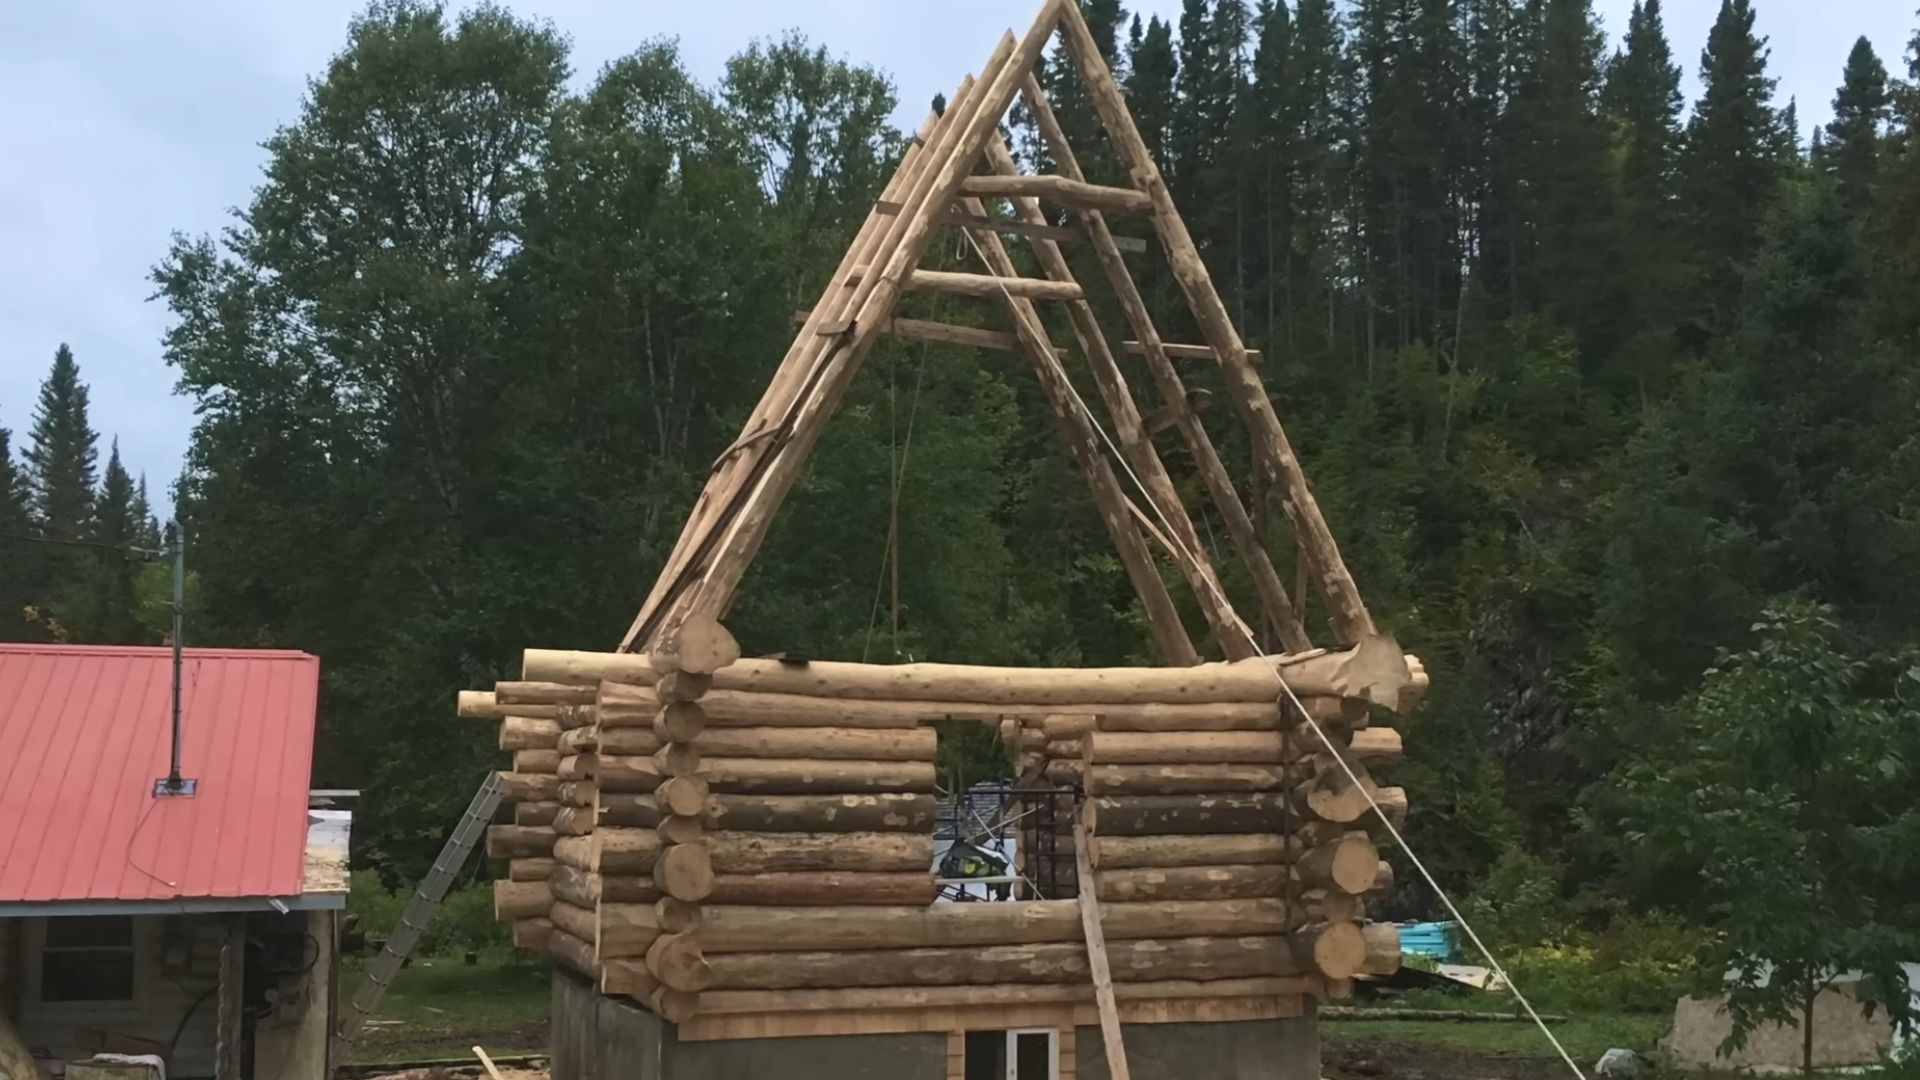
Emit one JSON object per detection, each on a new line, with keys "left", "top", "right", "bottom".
{"left": 23, "top": 345, "right": 98, "bottom": 542}
{"left": 1283, "top": 0, "right": 1351, "bottom": 355}
{"left": 1823, "top": 37, "right": 1890, "bottom": 214}
{"left": 1124, "top": 15, "right": 1180, "bottom": 168}
{"left": 1247, "top": 0, "right": 1295, "bottom": 347}
{"left": 1033, "top": 1, "right": 1126, "bottom": 179}
{"left": 130, "top": 474, "right": 162, "bottom": 550}
{"left": 0, "top": 423, "right": 39, "bottom": 641}
{"left": 1680, "top": 0, "right": 1781, "bottom": 331}
{"left": 1504, "top": 0, "right": 1617, "bottom": 357}
{"left": 1602, "top": 0, "right": 1687, "bottom": 392}
{"left": 68, "top": 441, "right": 144, "bottom": 643}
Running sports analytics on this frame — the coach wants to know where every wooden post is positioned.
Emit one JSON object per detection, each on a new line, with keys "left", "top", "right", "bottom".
{"left": 215, "top": 914, "right": 246, "bottom": 1080}
{"left": 1074, "top": 812, "right": 1132, "bottom": 1080}
{"left": 1055, "top": 0, "right": 1376, "bottom": 645}
{"left": 1012, "top": 77, "right": 1312, "bottom": 653}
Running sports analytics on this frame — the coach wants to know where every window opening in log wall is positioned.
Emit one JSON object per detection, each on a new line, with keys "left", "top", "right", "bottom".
{"left": 962, "top": 1028, "right": 1061, "bottom": 1080}
{"left": 935, "top": 781, "right": 1079, "bottom": 901}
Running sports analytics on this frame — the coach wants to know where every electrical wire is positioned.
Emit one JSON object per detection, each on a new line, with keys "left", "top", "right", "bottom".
{"left": 952, "top": 221, "right": 1590, "bottom": 1080}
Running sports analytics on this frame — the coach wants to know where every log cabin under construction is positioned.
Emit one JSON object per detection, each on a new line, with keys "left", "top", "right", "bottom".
{"left": 462, "top": 1, "right": 1424, "bottom": 1076}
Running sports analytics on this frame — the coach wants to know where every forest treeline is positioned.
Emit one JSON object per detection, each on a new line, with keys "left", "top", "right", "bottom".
{"left": 2, "top": 346, "right": 169, "bottom": 644}
{"left": 6, "top": 0, "right": 1919, "bottom": 942}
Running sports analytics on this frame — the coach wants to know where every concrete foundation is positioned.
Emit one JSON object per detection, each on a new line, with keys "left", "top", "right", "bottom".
{"left": 552, "top": 972, "right": 944, "bottom": 1080}
{"left": 1075, "top": 1012, "right": 1320, "bottom": 1080}
{"left": 552, "top": 972, "right": 1320, "bottom": 1080}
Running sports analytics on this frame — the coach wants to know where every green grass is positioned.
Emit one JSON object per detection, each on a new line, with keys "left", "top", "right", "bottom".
{"left": 341, "top": 950, "right": 551, "bottom": 1064}
{"left": 1325, "top": 1011, "right": 1667, "bottom": 1062}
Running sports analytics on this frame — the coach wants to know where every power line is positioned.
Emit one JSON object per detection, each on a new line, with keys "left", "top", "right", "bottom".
{"left": 0, "top": 530, "right": 167, "bottom": 558}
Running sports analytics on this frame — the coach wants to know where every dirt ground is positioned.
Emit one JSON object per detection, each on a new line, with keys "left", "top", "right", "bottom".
{"left": 1325, "top": 1041, "right": 1578, "bottom": 1080}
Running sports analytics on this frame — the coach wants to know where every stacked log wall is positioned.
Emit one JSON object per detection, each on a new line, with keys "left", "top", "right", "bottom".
{"left": 467, "top": 635, "right": 1416, "bottom": 1027}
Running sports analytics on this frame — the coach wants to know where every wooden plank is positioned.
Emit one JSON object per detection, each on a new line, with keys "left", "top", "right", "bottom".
{"left": 1057, "top": 2, "right": 1375, "bottom": 645}
{"left": 1120, "top": 341, "right": 1261, "bottom": 364}
{"left": 1075, "top": 814, "right": 1133, "bottom": 1080}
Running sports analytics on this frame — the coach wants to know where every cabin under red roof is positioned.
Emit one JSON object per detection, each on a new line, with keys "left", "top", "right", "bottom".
{"left": 0, "top": 643, "right": 321, "bottom": 905}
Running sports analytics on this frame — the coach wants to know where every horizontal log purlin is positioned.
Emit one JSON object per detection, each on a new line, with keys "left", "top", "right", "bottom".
{"left": 598, "top": 677, "right": 1291, "bottom": 730}
{"left": 1093, "top": 834, "right": 1290, "bottom": 869}
{"left": 495, "top": 680, "right": 598, "bottom": 706}
{"left": 1086, "top": 793, "right": 1289, "bottom": 836}
{"left": 702, "top": 757, "right": 938, "bottom": 795}
{"left": 707, "top": 831, "right": 934, "bottom": 874}
{"left": 1118, "top": 340, "right": 1263, "bottom": 365}
{"left": 693, "top": 726, "right": 936, "bottom": 762}
{"left": 792, "top": 308, "right": 1053, "bottom": 357}
{"left": 957, "top": 173, "right": 1154, "bottom": 216}
{"left": 902, "top": 268, "right": 1086, "bottom": 301}
{"left": 696, "top": 975, "right": 1313, "bottom": 1015}
{"left": 705, "top": 935, "right": 1308, "bottom": 991}
{"left": 532, "top": 639, "right": 1413, "bottom": 709}
{"left": 704, "top": 793, "right": 938, "bottom": 834}
{"left": 697, "top": 899, "right": 1289, "bottom": 953}
{"left": 1086, "top": 763, "right": 1291, "bottom": 795}
{"left": 1084, "top": 730, "right": 1286, "bottom": 765}
{"left": 706, "top": 872, "right": 940, "bottom": 907}
{"left": 457, "top": 689, "right": 559, "bottom": 721}
{"left": 1095, "top": 864, "right": 1287, "bottom": 902}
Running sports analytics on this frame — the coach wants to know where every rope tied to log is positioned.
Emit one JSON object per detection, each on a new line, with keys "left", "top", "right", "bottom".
{"left": 952, "top": 221, "right": 1590, "bottom": 1080}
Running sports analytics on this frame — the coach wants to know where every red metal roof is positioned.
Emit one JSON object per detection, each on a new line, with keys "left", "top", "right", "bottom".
{"left": 0, "top": 644, "right": 320, "bottom": 903}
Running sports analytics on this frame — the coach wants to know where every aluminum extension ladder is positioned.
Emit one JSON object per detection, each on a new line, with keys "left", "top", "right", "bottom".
{"left": 338, "top": 771, "right": 506, "bottom": 1040}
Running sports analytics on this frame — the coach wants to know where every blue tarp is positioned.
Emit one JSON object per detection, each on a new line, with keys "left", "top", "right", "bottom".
{"left": 1397, "top": 921, "right": 1460, "bottom": 962}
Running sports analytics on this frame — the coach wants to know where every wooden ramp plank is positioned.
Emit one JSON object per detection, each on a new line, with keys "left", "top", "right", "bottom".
{"left": 1074, "top": 813, "right": 1133, "bottom": 1080}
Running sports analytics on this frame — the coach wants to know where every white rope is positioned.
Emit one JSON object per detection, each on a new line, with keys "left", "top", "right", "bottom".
{"left": 952, "top": 222, "right": 1589, "bottom": 1080}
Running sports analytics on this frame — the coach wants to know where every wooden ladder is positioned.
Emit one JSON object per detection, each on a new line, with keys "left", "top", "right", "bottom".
{"left": 1073, "top": 813, "right": 1133, "bottom": 1080}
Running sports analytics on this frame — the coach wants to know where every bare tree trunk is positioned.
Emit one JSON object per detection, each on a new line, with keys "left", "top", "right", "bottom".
{"left": 1801, "top": 977, "right": 1815, "bottom": 1077}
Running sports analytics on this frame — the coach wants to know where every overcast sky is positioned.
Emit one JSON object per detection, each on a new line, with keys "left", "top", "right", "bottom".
{"left": 2, "top": 0, "right": 1912, "bottom": 517}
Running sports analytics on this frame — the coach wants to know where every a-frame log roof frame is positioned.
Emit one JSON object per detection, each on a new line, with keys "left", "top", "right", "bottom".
{"left": 619, "top": 0, "right": 1375, "bottom": 660}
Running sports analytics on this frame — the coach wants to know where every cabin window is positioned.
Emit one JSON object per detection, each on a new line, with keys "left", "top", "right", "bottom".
{"left": 39, "top": 915, "right": 137, "bottom": 1003}
{"left": 963, "top": 1028, "right": 1060, "bottom": 1080}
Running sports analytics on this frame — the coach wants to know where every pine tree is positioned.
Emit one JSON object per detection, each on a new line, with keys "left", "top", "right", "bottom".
{"left": 1033, "top": 0, "right": 1125, "bottom": 178}
{"left": 68, "top": 441, "right": 144, "bottom": 643}
{"left": 131, "top": 474, "right": 163, "bottom": 550}
{"left": 1283, "top": 0, "right": 1351, "bottom": 355}
{"left": 0, "top": 422, "right": 39, "bottom": 641}
{"left": 1680, "top": 0, "right": 1781, "bottom": 331}
{"left": 1602, "top": 0, "right": 1688, "bottom": 392}
{"left": 1172, "top": 0, "right": 1239, "bottom": 203}
{"left": 1823, "top": 37, "right": 1890, "bottom": 215}
{"left": 1248, "top": 0, "right": 1295, "bottom": 348}
{"left": 1505, "top": 0, "right": 1617, "bottom": 354}
{"left": 1124, "top": 15, "right": 1180, "bottom": 169}
{"left": 23, "top": 345, "right": 98, "bottom": 542}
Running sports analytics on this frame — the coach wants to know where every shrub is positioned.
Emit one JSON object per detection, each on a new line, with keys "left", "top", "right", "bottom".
{"left": 344, "top": 870, "right": 507, "bottom": 956}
